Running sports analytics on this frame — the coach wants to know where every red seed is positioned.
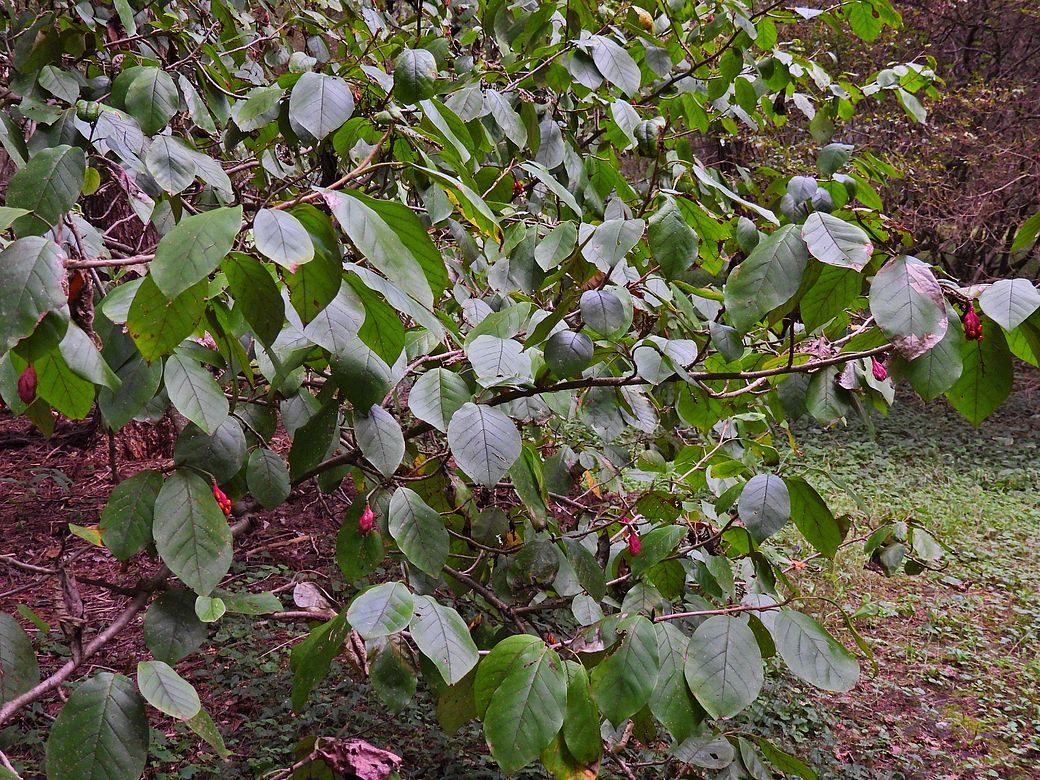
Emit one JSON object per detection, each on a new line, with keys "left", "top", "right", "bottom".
{"left": 963, "top": 305, "right": 983, "bottom": 341}
{"left": 627, "top": 529, "right": 641, "bottom": 556}
{"left": 871, "top": 356, "right": 888, "bottom": 381}
{"left": 359, "top": 504, "right": 376, "bottom": 534}
{"left": 213, "top": 485, "right": 232, "bottom": 517}
{"left": 17, "top": 365, "right": 36, "bottom": 405}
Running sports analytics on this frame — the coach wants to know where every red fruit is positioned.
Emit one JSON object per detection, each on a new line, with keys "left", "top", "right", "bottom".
{"left": 706, "top": 13, "right": 715, "bottom": 23}
{"left": 546, "top": 632, "right": 555, "bottom": 645}
{"left": 871, "top": 356, "right": 888, "bottom": 381}
{"left": 359, "top": 504, "right": 376, "bottom": 534}
{"left": 212, "top": 485, "right": 232, "bottom": 517}
{"left": 17, "top": 365, "right": 36, "bottom": 405}
{"left": 627, "top": 529, "right": 641, "bottom": 556}
{"left": 963, "top": 304, "right": 983, "bottom": 341}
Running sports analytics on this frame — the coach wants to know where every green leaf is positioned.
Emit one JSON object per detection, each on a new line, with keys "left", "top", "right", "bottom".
{"left": 347, "top": 274, "right": 407, "bottom": 365}
{"left": 212, "top": 589, "right": 281, "bottom": 615}
{"left": 100, "top": 470, "right": 163, "bottom": 561}
{"left": 979, "top": 279, "right": 1040, "bottom": 332}
{"left": 0, "top": 237, "right": 66, "bottom": 351}
{"left": 185, "top": 708, "right": 230, "bottom": 759}
{"left": 35, "top": 350, "right": 95, "bottom": 419}
{"left": 684, "top": 614, "right": 764, "bottom": 719}
{"left": 145, "top": 136, "right": 196, "bottom": 194}
{"left": 785, "top": 476, "right": 842, "bottom": 558}
{"left": 164, "top": 352, "right": 228, "bottom": 434}
{"left": 136, "top": 660, "right": 201, "bottom": 720}
{"left": 0, "top": 206, "right": 29, "bottom": 231}
{"left": 447, "top": 403, "right": 522, "bottom": 487}
{"left": 408, "top": 368, "right": 470, "bottom": 432}
{"left": 649, "top": 197, "right": 698, "bottom": 279}
{"left": 153, "top": 470, "right": 233, "bottom": 596}
{"left": 0, "top": 613, "right": 40, "bottom": 704}
{"left": 485, "top": 90, "right": 527, "bottom": 147}
{"left": 738, "top": 474, "right": 790, "bottom": 542}
{"left": 801, "top": 212, "right": 871, "bottom": 271}
{"left": 651, "top": 622, "right": 702, "bottom": 743}
{"left": 59, "top": 323, "right": 119, "bottom": 390}
{"left": 591, "top": 615, "right": 660, "bottom": 726}
{"left": 562, "top": 661, "right": 601, "bottom": 764}
{"left": 817, "top": 143, "right": 854, "bottom": 175}
{"left": 468, "top": 335, "right": 531, "bottom": 387}
{"left": 580, "top": 219, "right": 644, "bottom": 272}
{"left": 409, "top": 595, "right": 479, "bottom": 685}
{"left": 143, "top": 589, "right": 208, "bottom": 665}
{"left": 246, "top": 449, "right": 291, "bottom": 509}
{"left": 151, "top": 206, "right": 243, "bottom": 298}
{"left": 629, "top": 525, "right": 686, "bottom": 577}
{"left": 324, "top": 190, "right": 436, "bottom": 308}
{"left": 771, "top": 609, "right": 859, "bottom": 691}
{"left": 1010, "top": 211, "right": 1040, "bottom": 253}
{"left": 371, "top": 639, "right": 417, "bottom": 713}
{"left": 388, "top": 487, "right": 449, "bottom": 577}
{"left": 290, "top": 613, "right": 350, "bottom": 712}
{"left": 224, "top": 255, "right": 283, "bottom": 347}
{"left": 534, "top": 222, "right": 577, "bottom": 271}
{"left": 800, "top": 264, "right": 861, "bottom": 331}
{"left": 125, "top": 67, "right": 179, "bottom": 134}
{"left": 756, "top": 737, "right": 817, "bottom": 779}
{"left": 6, "top": 145, "right": 85, "bottom": 235}
{"left": 543, "top": 330, "right": 594, "bottom": 378}
{"left": 45, "top": 673, "right": 149, "bottom": 780}
{"left": 725, "top": 224, "right": 809, "bottom": 333}
{"left": 483, "top": 639, "right": 567, "bottom": 773}
{"left": 194, "top": 596, "right": 225, "bottom": 622}
{"left": 253, "top": 209, "right": 314, "bottom": 271}
{"left": 868, "top": 255, "right": 947, "bottom": 359}
{"left": 229, "top": 85, "right": 283, "bottom": 132}
{"left": 127, "top": 276, "right": 207, "bottom": 362}
{"left": 945, "top": 320, "right": 1013, "bottom": 425}
{"left": 346, "top": 582, "right": 414, "bottom": 639}
{"left": 896, "top": 311, "right": 964, "bottom": 400}
{"left": 289, "top": 72, "right": 354, "bottom": 140}
{"left": 173, "top": 418, "right": 247, "bottom": 484}
{"left": 394, "top": 48, "right": 438, "bottom": 104}
{"left": 580, "top": 289, "right": 626, "bottom": 336}
{"left": 337, "top": 499, "right": 385, "bottom": 581}
{"left": 589, "top": 35, "right": 641, "bottom": 96}
{"left": 356, "top": 405, "right": 405, "bottom": 478}
{"left": 420, "top": 98, "right": 473, "bottom": 163}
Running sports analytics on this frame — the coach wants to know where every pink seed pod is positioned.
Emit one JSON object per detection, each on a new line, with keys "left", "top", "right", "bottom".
{"left": 962, "top": 305, "right": 983, "bottom": 341}
{"left": 627, "top": 529, "right": 641, "bottom": 556}
{"left": 17, "top": 365, "right": 36, "bottom": 405}
{"left": 359, "top": 504, "right": 376, "bottom": 534}
{"left": 871, "top": 357, "right": 888, "bottom": 382}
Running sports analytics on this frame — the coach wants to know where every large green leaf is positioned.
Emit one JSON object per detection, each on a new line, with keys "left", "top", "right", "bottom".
{"left": 649, "top": 197, "right": 698, "bottom": 279}
{"left": 561, "top": 661, "right": 601, "bottom": 765}
{"left": 474, "top": 634, "right": 541, "bottom": 717}
{"left": 145, "top": 135, "right": 196, "bottom": 194}
{"left": 650, "top": 622, "right": 702, "bottom": 743}
{"left": 153, "top": 470, "right": 233, "bottom": 596}
{"left": 580, "top": 289, "right": 626, "bottom": 336}
{"left": 772, "top": 609, "right": 859, "bottom": 691}
{"left": 482, "top": 639, "right": 567, "bottom": 773}
{"left": 446, "top": 403, "right": 521, "bottom": 487}
{"left": 543, "top": 331, "right": 594, "bottom": 378}
{"left": 289, "top": 72, "right": 354, "bottom": 140}
{"left": 290, "top": 613, "right": 350, "bottom": 712}
{"left": 223, "top": 254, "right": 284, "bottom": 347}
{"left": 173, "top": 418, "right": 247, "bottom": 484}
{"left": 371, "top": 639, "right": 417, "bottom": 714}
{"left": 868, "top": 255, "right": 947, "bottom": 359}
{"left": 800, "top": 212, "right": 871, "bottom": 271}
{"left": 44, "top": 673, "right": 149, "bottom": 780}
{"left": 580, "top": 219, "right": 644, "bottom": 272}
{"left": 6, "top": 145, "right": 85, "bottom": 235}
{"left": 35, "top": 350, "right": 95, "bottom": 419}
{"left": 253, "top": 209, "right": 314, "bottom": 271}
{"left": 394, "top": 48, "right": 438, "bottom": 104}
{"left": 230, "top": 85, "right": 283, "bottom": 131}
{"left": 246, "top": 449, "right": 291, "bottom": 509}
{"left": 143, "top": 590, "right": 208, "bottom": 665}
{"left": 346, "top": 582, "right": 414, "bottom": 639}
{"left": 124, "top": 67, "right": 179, "bottom": 134}
{"left": 127, "top": 276, "right": 207, "bottom": 362}
{"left": 0, "top": 613, "right": 39, "bottom": 704}
{"left": 387, "top": 487, "right": 449, "bottom": 577}
{"left": 591, "top": 615, "right": 660, "bottom": 726}
{"left": 164, "top": 352, "right": 228, "bottom": 435}
{"left": 409, "top": 595, "right": 479, "bottom": 685}
{"left": 151, "top": 206, "right": 243, "bottom": 298}
{"left": 800, "top": 264, "right": 862, "bottom": 331}
{"left": 725, "top": 224, "right": 809, "bottom": 333}
{"left": 336, "top": 499, "right": 385, "bottom": 582}
{"left": 0, "top": 237, "right": 67, "bottom": 351}
{"left": 979, "top": 279, "right": 1040, "bottom": 332}
{"left": 738, "top": 474, "right": 790, "bottom": 542}
{"left": 896, "top": 311, "right": 964, "bottom": 400}
{"left": 785, "top": 476, "right": 842, "bottom": 558}
{"left": 945, "top": 320, "right": 1013, "bottom": 425}
{"left": 355, "top": 404, "right": 405, "bottom": 478}
{"left": 100, "top": 470, "right": 163, "bottom": 561}
{"left": 408, "top": 368, "right": 470, "bottom": 432}
{"left": 684, "top": 615, "right": 764, "bottom": 719}
{"left": 588, "top": 35, "right": 641, "bottom": 96}
{"left": 324, "top": 190, "right": 436, "bottom": 308}
{"left": 136, "top": 660, "right": 201, "bottom": 720}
